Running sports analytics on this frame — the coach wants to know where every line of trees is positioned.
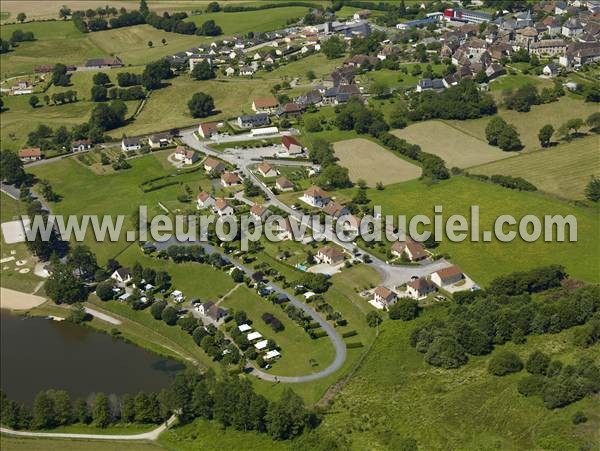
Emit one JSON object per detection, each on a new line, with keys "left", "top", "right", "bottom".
{"left": 72, "top": 0, "right": 222, "bottom": 37}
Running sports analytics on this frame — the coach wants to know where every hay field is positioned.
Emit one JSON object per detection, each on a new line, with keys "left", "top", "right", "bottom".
{"left": 471, "top": 135, "right": 600, "bottom": 200}
{"left": 392, "top": 121, "right": 513, "bottom": 168}
{"left": 333, "top": 138, "right": 421, "bottom": 186}
{"left": 447, "top": 96, "right": 599, "bottom": 152}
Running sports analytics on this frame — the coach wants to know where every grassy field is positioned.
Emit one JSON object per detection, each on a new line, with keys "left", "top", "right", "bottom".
{"left": 447, "top": 96, "right": 599, "bottom": 152}
{"left": 322, "top": 305, "right": 600, "bottom": 450}
{"left": 350, "top": 176, "right": 600, "bottom": 286}
{"left": 221, "top": 286, "right": 336, "bottom": 377}
{"left": 0, "top": 193, "right": 45, "bottom": 293}
{"left": 0, "top": 436, "right": 163, "bottom": 451}
{"left": 113, "top": 77, "right": 273, "bottom": 137}
{"left": 27, "top": 154, "right": 208, "bottom": 263}
{"left": 186, "top": 6, "right": 311, "bottom": 35}
{"left": 333, "top": 138, "right": 421, "bottom": 186}
{"left": 391, "top": 120, "right": 514, "bottom": 169}
{"left": 86, "top": 25, "right": 211, "bottom": 66}
{"left": 471, "top": 135, "right": 600, "bottom": 201}
{"left": 0, "top": 20, "right": 104, "bottom": 78}
{"left": 159, "top": 418, "right": 290, "bottom": 451}
{"left": 488, "top": 73, "right": 551, "bottom": 93}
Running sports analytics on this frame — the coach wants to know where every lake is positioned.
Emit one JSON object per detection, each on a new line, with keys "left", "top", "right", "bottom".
{"left": 0, "top": 312, "right": 185, "bottom": 404}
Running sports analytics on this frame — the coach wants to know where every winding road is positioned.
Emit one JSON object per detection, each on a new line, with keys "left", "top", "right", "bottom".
{"left": 0, "top": 415, "right": 177, "bottom": 441}
{"left": 153, "top": 237, "right": 347, "bottom": 384}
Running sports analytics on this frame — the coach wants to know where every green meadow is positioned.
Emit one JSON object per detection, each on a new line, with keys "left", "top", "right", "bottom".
{"left": 351, "top": 176, "right": 600, "bottom": 286}
{"left": 27, "top": 153, "right": 209, "bottom": 263}
{"left": 322, "top": 305, "right": 600, "bottom": 450}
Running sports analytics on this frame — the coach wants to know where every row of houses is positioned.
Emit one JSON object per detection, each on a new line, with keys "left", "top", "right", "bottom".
{"left": 17, "top": 139, "right": 93, "bottom": 162}
{"left": 371, "top": 265, "right": 466, "bottom": 310}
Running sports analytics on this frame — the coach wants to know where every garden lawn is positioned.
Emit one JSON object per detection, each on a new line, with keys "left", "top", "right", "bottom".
{"left": 221, "top": 286, "right": 336, "bottom": 377}
{"left": 391, "top": 121, "right": 514, "bottom": 169}
{"left": 471, "top": 135, "right": 600, "bottom": 201}
{"left": 322, "top": 305, "right": 600, "bottom": 450}
{"left": 447, "top": 96, "right": 599, "bottom": 152}
{"left": 333, "top": 138, "right": 422, "bottom": 186}
{"left": 27, "top": 154, "right": 208, "bottom": 263}
{"left": 359, "top": 176, "right": 600, "bottom": 286}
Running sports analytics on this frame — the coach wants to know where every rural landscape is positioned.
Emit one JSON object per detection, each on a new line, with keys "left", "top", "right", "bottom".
{"left": 0, "top": 0, "right": 599, "bottom": 450}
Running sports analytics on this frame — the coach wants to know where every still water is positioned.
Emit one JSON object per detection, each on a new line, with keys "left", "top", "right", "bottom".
{"left": 1, "top": 313, "right": 185, "bottom": 404}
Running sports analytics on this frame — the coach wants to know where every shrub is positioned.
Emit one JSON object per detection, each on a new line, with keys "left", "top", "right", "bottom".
{"left": 388, "top": 299, "right": 420, "bottom": 321}
{"left": 526, "top": 351, "right": 550, "bottom": 375}
{"left": 488, "top": 350, "right": 523, "bottom": 376}
{"left": 517, "top": 374, "right": 546, "bottom": 396}
{"left": 424, "top": 337, "right": 468, "bottom": 369}
{"left": 572, "top": 411, "right": 587, "bottom": 424}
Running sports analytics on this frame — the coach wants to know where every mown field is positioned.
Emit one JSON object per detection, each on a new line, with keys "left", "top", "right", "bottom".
{"left": 352, "top": 176, "right": 600, "bottom": 286}
{"left": 333, "top": 138, "right": 421, "bottom": 186}
{"left": 471, "top": 135, "right": 600, "bottom": 201}
{"left": 322, "top": 305, "right": 600, "bottom": 450}
{"left": 186, "top": 6, "right": 311, "bottom": 35}
{"left": 447, "top": 96, "right": 599, "bottom": 152}
{"left": 391, "top": 120, "right": 513, "bottom": 169}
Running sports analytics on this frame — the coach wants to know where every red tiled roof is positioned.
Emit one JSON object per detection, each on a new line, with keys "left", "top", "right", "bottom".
{"left": 253, "top": 97, "right": 279, "bottom": 108}
{"left": 282, "top": 135, "right": 301, "bottom": 149}
{"left": 18, "top": 148, "right": 41, "bottom": 158}
{"left": 434, "top": 265, "right": 463, "bottom": 281}
{"left": 304, "top": 185, "right": 329, "bottom": 198}
{"left": 374, "top": 285, "right": 396, "bottom": 301}
{"left": 276, "top": 176, "right": 293, "bottom": 189}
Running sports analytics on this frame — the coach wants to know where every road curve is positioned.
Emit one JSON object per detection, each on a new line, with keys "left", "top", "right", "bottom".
{"left": 154, "top": 238, "right": 347, "bottom": 384}
{"left": 0, "top": 415, "right": 177, "bottom": 441}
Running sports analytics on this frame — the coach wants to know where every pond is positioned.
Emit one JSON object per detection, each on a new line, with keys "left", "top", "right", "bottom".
{"left": 1, "top": 312, "right": 185, "bottom": 405}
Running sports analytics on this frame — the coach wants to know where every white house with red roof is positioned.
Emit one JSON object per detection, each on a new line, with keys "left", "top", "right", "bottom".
{"left": 257, "top": 162, "right": 278, "bottom": 178}
{"left": 17, "top": 148, "right": 42, "bottom": 162}
{"left": 431, "top": 265, "right": 464, "bottom": 288}
{"left": 221, "top": 171, "right": 241, "bottom": 187}
{"left": 198, "top": 121, "right": 219, "bottom": 138}
{"left": 250, "top": 204, "right": 269, "bottom": 221}
{"left": 281, "top": 136, "right": 304, "bottom": 154}
{"left": 301, "top": 185, "right": 330, "bottom": 208}
{"left": 213, "top": 198, "right": 234, "bottom": 216}
{"left": 196, "top": 191, "right": 215, "bottom": 210}
{"left": 391, "top": 239, "right": 428, "bottom": 261}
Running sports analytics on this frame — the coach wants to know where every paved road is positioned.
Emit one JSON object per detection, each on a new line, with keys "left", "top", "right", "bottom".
{"left": 153, "top": 237, "right": 347, "bottom": 384}
{"left": 0, "top": 415, "right": 177, "bottom": 441}
{"left": 180, "top": 130, "right": 453, "bottom": 287}
{"left": 84, "top": 307, "right": 122, "bottom": 325}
